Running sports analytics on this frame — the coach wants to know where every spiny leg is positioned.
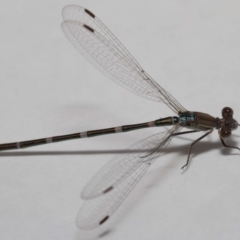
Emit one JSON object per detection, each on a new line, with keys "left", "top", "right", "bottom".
{"left": 141, "top": 129, "right": 198, "bottom": 159}
{"left": 171, "top": 130, "right": 200, "bottom": 137}
{"left": 175, "top": 129, "right": 213, "bottom": 169}
{"left": 170, "top": 130, "right": 200, "bottom": 169}
{"left": 220, "top": 138, "right": 240, "bottom": 151}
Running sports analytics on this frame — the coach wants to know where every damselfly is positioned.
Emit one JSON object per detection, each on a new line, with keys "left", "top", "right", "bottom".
{"left": 1, "top": 5, "right": 239, "bottom": 229}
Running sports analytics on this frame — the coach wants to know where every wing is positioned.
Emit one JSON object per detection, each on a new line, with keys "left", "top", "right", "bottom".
{"left": 77, "top": 124, "right": 182, "bottom": 229}
{"left": 62, "top": 5, "right": 186, "bottom": 114}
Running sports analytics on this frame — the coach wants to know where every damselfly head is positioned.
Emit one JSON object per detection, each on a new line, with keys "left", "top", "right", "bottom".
{"left": 219, "top": 107, "right": 238, "bottom": 138}
{"left": 222, "top": 107, "right": 233, "bottom": 118}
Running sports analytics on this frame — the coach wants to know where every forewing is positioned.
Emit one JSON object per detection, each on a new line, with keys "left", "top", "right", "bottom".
{"left": 62, "top": 5, "right": 186, "bottom": 113}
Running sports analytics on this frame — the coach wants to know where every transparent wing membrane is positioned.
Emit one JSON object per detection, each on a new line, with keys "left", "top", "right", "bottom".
{"left": 61, "top": 5, "right": 187, "bottom": 229}
{"left": 77, "top": 125, "right": 182, "bottom": 229}
{"left": 62, "top": 5, "right": 186, "bottom": 114}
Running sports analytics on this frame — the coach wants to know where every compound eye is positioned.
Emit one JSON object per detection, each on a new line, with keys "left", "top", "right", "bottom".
{"left": 222, "top": 107, "right": 233, "bottom": 118}
{"left": 219, "top": 126, "right": 231, "bottom": 138}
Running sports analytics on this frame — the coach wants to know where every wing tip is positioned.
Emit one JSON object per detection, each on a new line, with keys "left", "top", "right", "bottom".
{"left": 62, "top": 5, "right": 86, "bottom": 19}
{"left": 62, "top": 5, "right": 74, "bottom": 17}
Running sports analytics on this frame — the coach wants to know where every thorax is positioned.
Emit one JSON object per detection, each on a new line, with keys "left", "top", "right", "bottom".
{"left": 178, "top": 111, "right": 217, "bottom": 131}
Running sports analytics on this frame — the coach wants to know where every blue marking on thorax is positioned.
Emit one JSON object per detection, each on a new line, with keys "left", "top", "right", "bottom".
{"left": 179, "top": 112, "right": 195, "bottom": 123}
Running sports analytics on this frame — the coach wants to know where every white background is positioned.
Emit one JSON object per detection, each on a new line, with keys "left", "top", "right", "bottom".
{"left": 1, "top": 0, "right": 240, "bottom": 239}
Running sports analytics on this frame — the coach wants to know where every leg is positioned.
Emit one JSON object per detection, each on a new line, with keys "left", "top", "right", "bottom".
{"left": 141, "top": 130, "right": 199, "bottom": 159}
{"left": 220, "top": 138, "right": 240, "bottom": 151}
{"left": 181, "top": 129, "right": 213, "bottom": 169}
{"left": 170, "top": 130, "right": 199, "bottom": 137}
